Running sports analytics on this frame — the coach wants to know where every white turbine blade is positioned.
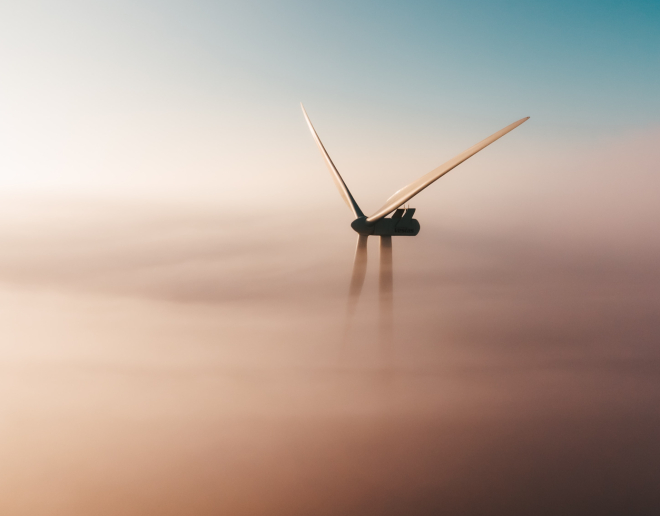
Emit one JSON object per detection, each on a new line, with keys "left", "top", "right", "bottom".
{"left": 341, "top": 234, "right": 369, "bottom": 352}
{"left": 301, "top": 104, "right": 364, "bottom": 218}
{"left": 348, "top": 234, "right": 369, "bottom": 303}
{"left": 366, "top": 117, "right": 530, "bottom": 223}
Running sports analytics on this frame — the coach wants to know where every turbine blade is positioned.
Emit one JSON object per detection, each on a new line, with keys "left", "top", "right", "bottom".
{"left": 367, "top": 117, "right": 530, "bottom": 223}
{"left": 301, "top": 104, "right": 364, "bottom": 218}
{"left": 348, "top": 234, "right": 369, "bottom": 304}
{"left": 341, "top": 234, "right": 368, "bottom": 354}
{"left": 340, "top": 234, "right": 368, "bottom": 364}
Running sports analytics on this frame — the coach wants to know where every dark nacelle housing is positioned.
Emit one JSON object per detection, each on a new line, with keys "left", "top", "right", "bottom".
{"left": 351, "top": 208, "right": 420, "bottom": 236}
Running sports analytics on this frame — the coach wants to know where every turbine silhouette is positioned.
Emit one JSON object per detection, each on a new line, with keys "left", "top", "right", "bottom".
{"left": 301, "top": 104, "right": 529, "bottom": 342}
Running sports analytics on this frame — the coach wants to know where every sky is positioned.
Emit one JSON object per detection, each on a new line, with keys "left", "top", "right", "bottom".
{"left": 1, "top": 1, "right": 659, "bottom": 515}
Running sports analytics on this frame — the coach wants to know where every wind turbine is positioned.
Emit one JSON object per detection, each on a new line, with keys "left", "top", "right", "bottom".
{"left": 301, "top": 104, "right": 529, "bottom": 338}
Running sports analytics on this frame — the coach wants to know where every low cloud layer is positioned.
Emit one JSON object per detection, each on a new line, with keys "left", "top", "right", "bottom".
{"left": 1, "top": 174, "right": 659, "bottom": 515}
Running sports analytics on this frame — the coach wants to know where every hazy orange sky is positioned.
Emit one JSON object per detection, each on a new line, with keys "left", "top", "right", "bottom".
{"left": 1, "top": 1, "right": 659, "bottom": 515}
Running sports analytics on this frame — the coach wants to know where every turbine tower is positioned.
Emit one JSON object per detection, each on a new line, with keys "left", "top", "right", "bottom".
{"left": 301, "top": 104, "right": 528, "bottom": 340}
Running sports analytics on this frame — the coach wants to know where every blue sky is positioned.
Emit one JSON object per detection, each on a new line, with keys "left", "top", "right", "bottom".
{"left": 4, "top": 0, "right": 659, "bottom": 125}
{"left": 0, "top": 0, "right": 658, "bottom": 202}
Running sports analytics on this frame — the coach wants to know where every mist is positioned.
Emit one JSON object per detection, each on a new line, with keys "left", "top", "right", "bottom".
{"left": 2, "top": 0, "right": 660, "bottom": 512}
{"left": 1, "top": 127, "right": 659, "bottom": 514}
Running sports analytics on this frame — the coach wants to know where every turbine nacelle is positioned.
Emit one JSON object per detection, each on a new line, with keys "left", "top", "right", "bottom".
{"left": 351, "top": 208, "right": 420, "bottom": 236}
